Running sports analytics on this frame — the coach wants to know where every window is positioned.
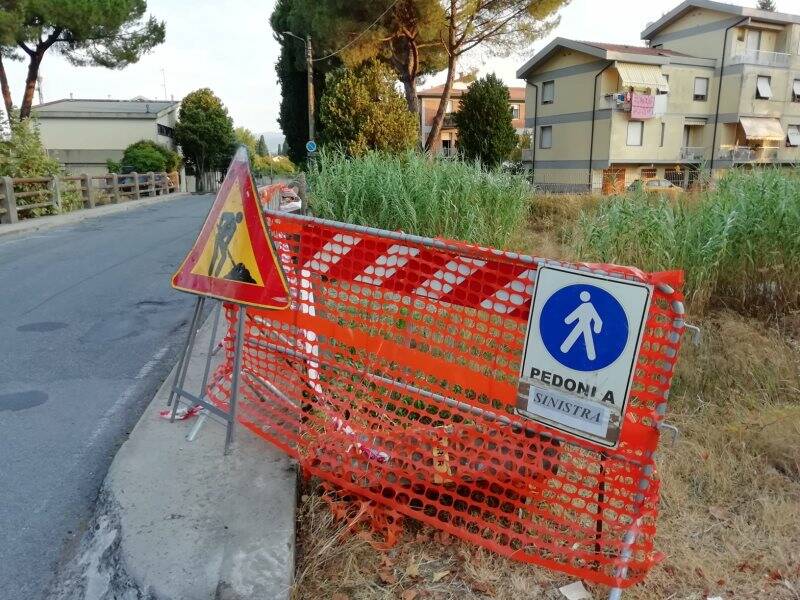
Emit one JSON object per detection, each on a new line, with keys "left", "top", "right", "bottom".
{"left": 627, "top": 121, "right": 644, "bottom": 146}
{"left": 445, "top": 100, "right": 453, "bottom": 114}
{"left": 745, "top": 29, "right": 761, "bottom": 52}
{"left": 157, "top": 123, "right": 175, "bottom": 138}
{"left": 693, "top": 77, "right": 709, "bottom": 101}
{"left": 641, "top": 167, "right": 657, "bottom": 179}
{"left": 542, "top": 80, "right": 555, "bottom": 104}
{"left": 787, "top": 125, "right": 800, "bottom": 147}
{"left": 792, "top": 79, "right": 800, "bottom": 103}
{"left": 510, "top": 103, "right": 520, "bottom": 119}
{"left": 540, "top": 125, "right": 552, "bottom": 149}
{"left": 660, "top": 122, "right": 666, "bottom": 147}
{"left": 756, "top": 75, "right": 772, "bottom": 100}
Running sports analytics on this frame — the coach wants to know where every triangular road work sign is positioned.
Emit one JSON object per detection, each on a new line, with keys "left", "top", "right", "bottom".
{"left": 172, "top": 147, "right": 290, "bottom": 309}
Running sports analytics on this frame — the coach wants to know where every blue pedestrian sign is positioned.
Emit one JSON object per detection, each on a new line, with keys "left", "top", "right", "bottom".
{"left": 517, "top": 266, "right": 651, "bottom": 448}
{"left": 306, "top": 140, "right": 317, "bottom": 153}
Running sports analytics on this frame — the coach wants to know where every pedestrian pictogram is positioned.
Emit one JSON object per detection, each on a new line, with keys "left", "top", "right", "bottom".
{"left": 172, "top": 147, "right": 290, "bottom": 309}
{"left": 539, "top": 284, "right": 629, "bottom": 371}
{"left": 518, "top": 266, "right": 651, "bottom": 447}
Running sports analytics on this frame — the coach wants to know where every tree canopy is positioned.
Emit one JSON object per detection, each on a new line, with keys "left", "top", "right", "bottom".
{"left": 757, "top": 0, "right": 776, "bottom": 10}
{"left": 291, "top": 0, "right": 446, "bottom": 113}
{"left": 423, "top": 0, "right": 568, "bottom": 151}
{"left": 174, "top": 88, "right": 236, "bottom": 190}
{"left": 319, "top": 60, "right": 419, "bottom": 157}
{"left": 115, "top": 139, "right": 181, "bottom": 173}
{"left": 0, "top": 0, "right": 165, "bottom": 120}
{"left": 454, "top": 74, "right": 517, "bottom": 168}
{"left": 255, "top": 135, "right": 269, "bottom": 157}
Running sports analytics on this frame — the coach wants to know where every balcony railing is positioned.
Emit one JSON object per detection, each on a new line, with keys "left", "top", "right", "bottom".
{"left": 521, "top": 148, "right": 534, "bottom": 162}
{"left": 729, "top": 49, "right": 791, "bottom": 68}
{"left": 722, "top": 146, "right": 780, "bottom": 163}
{"left": 442, "top": 113, "right": 457, "bottom": 128}
{"left": 601, "top": 93, "right": 631, "bottom": 111}
{"left": 439, "top": 147, "right": 458, "bottom": 158}
{"left": 680, "top": 147, "right": 706, "bottom": 161}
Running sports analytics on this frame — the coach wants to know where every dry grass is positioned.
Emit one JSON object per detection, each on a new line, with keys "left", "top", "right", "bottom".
{"left": 292, "top": 200, "right": 800, "bottom": 600}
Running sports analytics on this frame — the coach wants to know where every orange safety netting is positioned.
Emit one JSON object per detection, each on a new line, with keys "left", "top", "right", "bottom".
{"left": 205, "top": 212, "right": 685, "bottom": 588}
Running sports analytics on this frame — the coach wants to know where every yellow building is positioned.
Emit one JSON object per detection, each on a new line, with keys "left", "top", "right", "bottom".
{"left": 517, "top": 0, "right": 800, "bottom": 192}
{"left": 418, "top": 83, "right": 527, "bottom": 156}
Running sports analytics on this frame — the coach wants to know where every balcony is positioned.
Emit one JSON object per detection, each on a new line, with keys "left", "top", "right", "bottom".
{"left": 680, "top": 147, "right": 706, "bottom": 161}
{"left": 442, "top": 113, "right": 457, "bottom": 129}
{"left": 601, "top": 93, "right": 631, "bottom": 111}
{"left": 729, "top": 49, "right": 791, "bottom": 68}
{"left": 722, "top": 145, "right": 779, "bottom": 163}
{"left": 521, "top": 148, "right": 534, "bottom": 162}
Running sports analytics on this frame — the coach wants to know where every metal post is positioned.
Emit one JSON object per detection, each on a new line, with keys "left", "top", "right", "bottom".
{"left": 50, "top": 176, "right": 61, "bottom": 210}
{"left": 225, "top": 304, "right": 247, "bottom": 455}
{"left": 1, "top": 176, "right": 17, "bottom": 223}
{"left": 81, "top": 174, "right": 95, "bottom": 208}
{"left": 111, "top": 174, "right": 121, "bottom": 204}
{"left": 186, "top": 301, "right": 223, "bottom": 443}
{"left": 131, "top": 172, "right": 140, "bottom": 200}
{"left": 306, "top": 34, "right": 315, "bottom": 160}
{"left": 167, "top": 296, "right": 204, "bottom": 410}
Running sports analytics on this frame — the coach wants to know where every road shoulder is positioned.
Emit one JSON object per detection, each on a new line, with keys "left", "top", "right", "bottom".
{"left": 50, "top": 308, "right": 297, "bottom": 600}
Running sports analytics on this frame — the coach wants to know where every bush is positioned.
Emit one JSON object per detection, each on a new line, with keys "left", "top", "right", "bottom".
{"left": 118, "top": 139, "right": 181, "bottom": 173}
{"left": 320, "top": 61, "right": 419, "bottom": 157}
{"left": 308, "top": 151, "right": 529, "bottom": 247}
{"left": 574, "top": 168, "right": 800, "bottom": 313}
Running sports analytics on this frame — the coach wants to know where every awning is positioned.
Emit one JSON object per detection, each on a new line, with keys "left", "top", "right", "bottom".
{"left": 740, "top": 116, "right": 784, "bottom": 141}
{"left": 793, "top": 79, "right": 800, "bottom": 98}
{"left": 685, "top": 117, "right": 707, "bottom": 126}
{"left": 615, "top": 62, "right": 669, "bottom": 92}
{"left": 787, "top": 126, "right": 800, "bottom": 147}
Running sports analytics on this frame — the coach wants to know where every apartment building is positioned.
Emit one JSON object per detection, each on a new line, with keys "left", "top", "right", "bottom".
{"left": 517, "top": 0, "right": 800, "bottom": 192}
{"left": 418, "top": 82, "right": 526, "bottom": 156}
{"left": 33, "top": 98, "right": 180, "bottom": 177}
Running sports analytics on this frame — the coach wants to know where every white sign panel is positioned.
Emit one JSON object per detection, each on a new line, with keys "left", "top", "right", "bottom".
{"left": 516, "top": 266, "right": 652, "bottom": 448}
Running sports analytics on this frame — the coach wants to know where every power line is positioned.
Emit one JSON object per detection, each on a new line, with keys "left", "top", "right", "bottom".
{"left": 312, "top": 0, "right": 399, "bottom": 62}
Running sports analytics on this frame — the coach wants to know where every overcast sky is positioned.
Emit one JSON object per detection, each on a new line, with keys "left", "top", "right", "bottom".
{"left": 3, "top": 0, "right": 795, "bottom": 136}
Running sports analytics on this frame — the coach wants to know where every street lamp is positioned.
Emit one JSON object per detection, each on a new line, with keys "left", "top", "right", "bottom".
{"left": 281, "top": 31, "right": 315, "bottom": 158}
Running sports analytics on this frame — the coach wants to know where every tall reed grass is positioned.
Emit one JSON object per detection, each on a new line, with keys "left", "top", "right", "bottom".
{"left": 308, "top": 151, "right": 529, "bottom": 247}
{"left": 574, "top": 168, "right": 800, "bottom": 313}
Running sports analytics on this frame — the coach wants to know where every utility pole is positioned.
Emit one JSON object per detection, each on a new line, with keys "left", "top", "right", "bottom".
{"left": 306, "top": 35, "right": 315, "bottom": 156}
{"left": 282, "top": 31, "right": 316, "bottom": 160}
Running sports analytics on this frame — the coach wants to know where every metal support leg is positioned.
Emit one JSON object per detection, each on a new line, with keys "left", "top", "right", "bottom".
{"left": 224, "top": 304, "right": 247, "bottom": 455}
{"left": 170, "top": 297, "right": 206, "bottom": 419}
{"left": 186, "top": 301, "right": 223, "bottom": 442}
{"left": 167, "top": 297, "right": 204, "bottom": 407}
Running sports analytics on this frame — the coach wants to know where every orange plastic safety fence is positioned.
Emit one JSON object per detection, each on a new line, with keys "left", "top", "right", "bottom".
{"left": 205, "top": 212, "right": 685, "bottom": 588}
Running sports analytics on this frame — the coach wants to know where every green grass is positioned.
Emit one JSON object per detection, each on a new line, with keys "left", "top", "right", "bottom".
{"left": 573, "top": 168, "right": 800, "bottom": 313}
{"left": 308, "top": 151, "right": 529, "bottom": 248}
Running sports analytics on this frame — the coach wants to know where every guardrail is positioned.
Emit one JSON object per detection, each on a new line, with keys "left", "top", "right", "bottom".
{"left": 0, "top": 171, "right": 179, "bottom": 224}
{"left": 729, "top": 49, "right": 791, "bottom": 68}
{"left": 680, "top": 146, "right": 707, "bottom": 161}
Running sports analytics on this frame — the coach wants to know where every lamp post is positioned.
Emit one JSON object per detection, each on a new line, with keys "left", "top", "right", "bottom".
{"left": 282, "top": 31, "right": 315, "bottom": 159}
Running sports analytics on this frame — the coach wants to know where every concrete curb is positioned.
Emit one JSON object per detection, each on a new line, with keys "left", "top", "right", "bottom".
{"left": 0, "top": 192, "right": 196, "bottom": 238}
{"left": 50, "top": 308, "right": 298, "bottom": 600}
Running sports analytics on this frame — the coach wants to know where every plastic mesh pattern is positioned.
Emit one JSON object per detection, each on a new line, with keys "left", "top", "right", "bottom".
{"left": 205, "top": 212, "right": 685, "bottom": 588}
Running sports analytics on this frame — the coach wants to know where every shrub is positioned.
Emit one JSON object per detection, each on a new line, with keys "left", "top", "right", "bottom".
{"left": 574, "top": 168, "right": 800, "bottom": 313}
{"left": 119, "top": 139, "right": 181, "bottom": 173}
{"left": 320, "top": 61, "right": 419, "bottom": 157}
{"left": 308, "top": 151, "right": 529, "bottom": 247}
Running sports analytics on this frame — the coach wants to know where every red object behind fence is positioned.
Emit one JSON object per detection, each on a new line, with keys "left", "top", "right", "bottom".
{"left": 205, "top": 212, "right": 685, "bottom": 588}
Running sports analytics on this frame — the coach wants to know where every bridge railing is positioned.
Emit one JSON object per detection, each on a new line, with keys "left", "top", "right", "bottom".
{"left": 0, "top": 171, "right": 180, "bottom": 224}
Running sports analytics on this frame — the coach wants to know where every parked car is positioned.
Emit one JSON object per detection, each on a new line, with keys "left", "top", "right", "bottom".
{"left": 627, "top": 178, "right": 683, "bottom": 198}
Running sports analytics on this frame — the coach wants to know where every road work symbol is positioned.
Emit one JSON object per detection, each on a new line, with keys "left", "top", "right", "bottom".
{"left": 539, "top": 284, "right": 628, "bottom": 372}
{"left": 172, "top": 146, "right": 290, "bottom": 309}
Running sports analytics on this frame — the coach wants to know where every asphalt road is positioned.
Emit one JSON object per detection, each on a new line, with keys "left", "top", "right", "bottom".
{"left": 0, "top": 194, "right": 214, "bottom": 599}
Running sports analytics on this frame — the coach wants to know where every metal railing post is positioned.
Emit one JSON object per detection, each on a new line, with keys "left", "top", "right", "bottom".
{"left": 81, "top": 174, "right": 95, "bottom": 208}
{"left": 1, "top": 176, "right": 17, "bottom": 223}
{"left": 50, "top": 176, "right": 61, "bottom": 211}
{"left": 131, "top": 172, "right": 140, "bottom": 200}
{"left": 111, "top": 174, "right": 121, "bottom": 204}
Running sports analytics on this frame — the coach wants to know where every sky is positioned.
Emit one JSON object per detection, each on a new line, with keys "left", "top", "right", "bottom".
{"left": 2, "top": 0, "right": 795, "bottom": 139}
